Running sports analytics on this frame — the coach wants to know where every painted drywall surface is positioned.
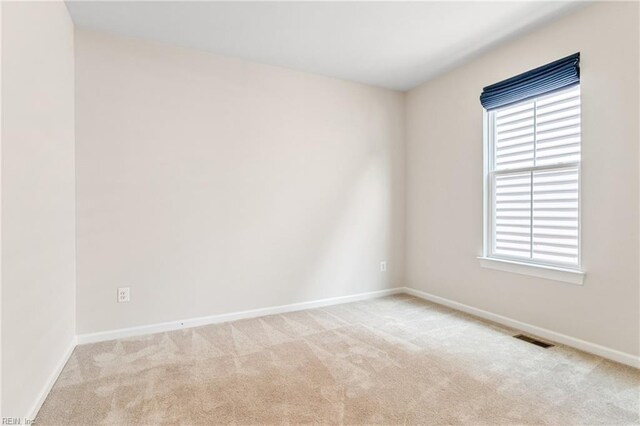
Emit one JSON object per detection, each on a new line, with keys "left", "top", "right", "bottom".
{"left": 75, "top": 30, "right": 405, "bottom": 334}
{"left": 1, "top": 1, "right": 76, "bottom": 418}
{"left": 405, "top": 2, "right": 639, "bottom": 356}
{"left": 0, "top": 1, "right": 3, "bottom": 417}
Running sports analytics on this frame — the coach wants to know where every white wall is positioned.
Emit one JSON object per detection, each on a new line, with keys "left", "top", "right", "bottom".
{"left": 1, "top": 1, "right": 76, "bottom": 418}
{"left": 405, "top": 2, "right": 639, "bottom": 357}
{"left": 0, "top": 1, "right": 4, "bottom": 417}
{"left": 75, "top": 30, "right": 405, "bottom": 335}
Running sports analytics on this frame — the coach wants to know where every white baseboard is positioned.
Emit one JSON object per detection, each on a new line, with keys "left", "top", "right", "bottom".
{"left": 27, "top": 336, "right": 77, "bottom": 420}
{"left": 77, "top": 287, "right": 404, "bottom": 345}
{"left": 403, "top": 287, "right": 640, "bottom": 369}
{"left": 76, "top": 285, "right": 639, "bottom": 369}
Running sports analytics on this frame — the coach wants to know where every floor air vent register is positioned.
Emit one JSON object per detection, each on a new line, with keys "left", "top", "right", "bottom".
{"left": 513, "top": 334, "right": 555, "bottom": 348}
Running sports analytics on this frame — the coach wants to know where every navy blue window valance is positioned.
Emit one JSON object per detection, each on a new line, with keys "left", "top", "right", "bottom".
{"left": 480, "top": 52, "right": 580, "bottom": 110}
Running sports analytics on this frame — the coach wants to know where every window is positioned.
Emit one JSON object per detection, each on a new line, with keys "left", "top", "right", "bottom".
{"left": 485, "top": 86, "right": 581, "bottom": 269}
{"left": 479, "top": 53, "right": 582, "bottom": 273}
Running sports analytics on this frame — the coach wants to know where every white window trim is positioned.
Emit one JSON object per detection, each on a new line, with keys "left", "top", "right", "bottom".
{"left": 481, "top": 92, "right": 585, "bottom": 284}
{"left": 477, "top": 256, "right": 584, "bottom": 285}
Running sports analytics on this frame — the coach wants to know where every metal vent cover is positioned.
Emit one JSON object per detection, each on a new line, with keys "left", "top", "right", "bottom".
{"left": 513, "top": 334, "right": 554, "bottom": 348}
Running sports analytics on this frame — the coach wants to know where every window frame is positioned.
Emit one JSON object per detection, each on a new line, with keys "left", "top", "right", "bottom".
{"left": 482, "top": 85, "right": 583, "bottom": 273}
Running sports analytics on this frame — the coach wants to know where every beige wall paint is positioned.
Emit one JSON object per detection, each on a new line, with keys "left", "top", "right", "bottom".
{"left": 1, "top": 1, "right": 76, "bottom": 418}
{"left": 0, "top": 0, "right": 3, "bottom": 417}
{"left": 75, "top": 30, "right": 405, "bottom": 334}
{"left": 405, "top": 2, "right": 639, "bottom": 356}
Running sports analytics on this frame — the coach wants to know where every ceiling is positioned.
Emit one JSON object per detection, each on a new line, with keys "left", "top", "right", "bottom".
{"left": 66, "top": 1, "right": 584, "bottom": 91}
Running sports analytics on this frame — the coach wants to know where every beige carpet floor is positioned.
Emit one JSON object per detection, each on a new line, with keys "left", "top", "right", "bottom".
{"left": 37, "top": 294, "right": 639, "bottom": 425}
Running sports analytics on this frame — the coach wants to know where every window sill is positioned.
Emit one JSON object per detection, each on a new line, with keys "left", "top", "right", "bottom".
{"left": 477, "top": 257, "right": 584, "bottom": 285}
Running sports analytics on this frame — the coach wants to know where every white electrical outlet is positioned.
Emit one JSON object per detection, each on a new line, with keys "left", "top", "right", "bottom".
{"left": 380, "top": 261, "right": 387, "bottom": 272}
{"left": 117, "top": 287, "right": 130, "bottom": 303}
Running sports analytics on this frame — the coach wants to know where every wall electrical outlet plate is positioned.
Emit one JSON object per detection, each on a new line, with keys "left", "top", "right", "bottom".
{"left": 118, "top": 287, "right": 130, "bottom": 303}
{"left": 380, "top": 261, "right": 387, "bottom": 272}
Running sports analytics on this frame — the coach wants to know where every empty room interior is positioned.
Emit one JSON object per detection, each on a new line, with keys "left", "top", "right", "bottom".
{"left": 1, "top": 0, "right": 639, "bottom": 424}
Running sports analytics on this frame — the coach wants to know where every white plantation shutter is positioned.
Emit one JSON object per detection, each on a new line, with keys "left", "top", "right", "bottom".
{"left": 493, "top": 172, "right": 532, "bottom": 259}
{"left": 532, "top": 168, "right": 579, "bottom": 264}
{"left": 489, "top": 86, "right": 580, "bottom": 268}
{"left": 495, "top": 102, "right": 535, "bottom": 170}
{"left": 535, "top": 89, "right": 581, "bottom": 166}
